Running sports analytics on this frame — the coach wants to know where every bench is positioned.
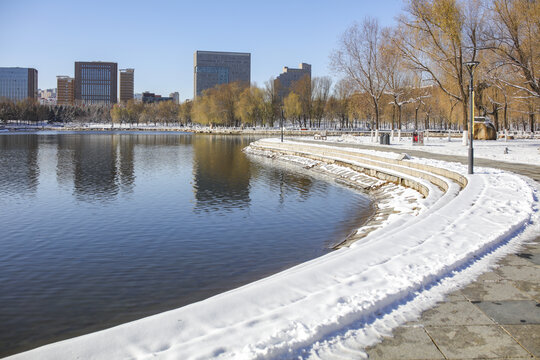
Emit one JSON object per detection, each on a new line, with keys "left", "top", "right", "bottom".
{"left": 314, "top": 131, "right": 327, "bottom": 140}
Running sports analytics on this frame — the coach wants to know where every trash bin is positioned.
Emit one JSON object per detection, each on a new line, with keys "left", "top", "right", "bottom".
{"left": 380, "top": 133, "right": 385, "bottom": 144}
{"left": 380, "top": 133, "right": 390, "bottom": 145}
{"left": 412, "top": 131, "right": 424, "bottom": 145}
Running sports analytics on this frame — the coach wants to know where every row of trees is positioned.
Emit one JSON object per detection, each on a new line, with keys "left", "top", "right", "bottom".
{"left": 0, "top": 98, "right": 112, "bottom": 124}
{"left": 331, "top": 0, "right": 539, "bottom": 132}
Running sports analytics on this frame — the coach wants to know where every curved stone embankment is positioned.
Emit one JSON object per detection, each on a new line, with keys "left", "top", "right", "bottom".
{"left": 9, "top": 139, "right": 538, "bottom": 360}
{"left": 245, "top": 139, "right": 466, "bottom": 248}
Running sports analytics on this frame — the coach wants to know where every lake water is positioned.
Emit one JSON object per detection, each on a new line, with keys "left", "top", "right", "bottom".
{"left": 0, "top": 132, "right": 373, "bottom": 356}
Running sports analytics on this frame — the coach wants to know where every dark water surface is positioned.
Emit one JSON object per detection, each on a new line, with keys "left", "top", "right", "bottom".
{"left": 0, "top": 132, "right": 372, "bottom": 356}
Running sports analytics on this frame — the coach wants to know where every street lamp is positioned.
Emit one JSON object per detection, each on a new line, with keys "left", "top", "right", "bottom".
{"left": 465, "top": 60, "right": 480, "bottom": 175}
{"left": 280, "top": 106, "right": 284, "bottom": 142}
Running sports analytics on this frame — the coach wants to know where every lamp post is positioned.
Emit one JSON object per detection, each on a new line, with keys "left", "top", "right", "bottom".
{"left": 280, "top": 106, "right": 284, "bottom": 142}
{"left": 465, "top": 61, "right": 479, "bottom": 175}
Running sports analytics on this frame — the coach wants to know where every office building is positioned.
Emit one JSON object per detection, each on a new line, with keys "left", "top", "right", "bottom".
{"left": 0, "top": 67, "right": 38, "bottom": 101}
{"left": 274, "top": 63, "right": 311, "bottom": 100}
{"left": 74, "top": 61, "right": 117, "bottom": 105}
{"left": 194, "top": 50, "right": 250, "bottom": 98}
{"left": 141, "top": 92, "right": 173, "bottom": 103}
{"left": 57, "top": 76, "right": 75, "bottom": 105}
{"left": 119, "top": 68, "right": 134, "bottom": 103}
{"left": 169, "top": 92, "right": 180, "bottom": 104}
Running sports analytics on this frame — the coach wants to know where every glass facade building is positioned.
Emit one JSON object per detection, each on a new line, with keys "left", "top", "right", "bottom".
{"left": 194, "top": 51, "right": 250, "bottom": 98}
{"left": 0, "top": 67, "right": 38, "bottom": 101}
{"left": 75, "top": 62, "right": 118, "bottom": 105}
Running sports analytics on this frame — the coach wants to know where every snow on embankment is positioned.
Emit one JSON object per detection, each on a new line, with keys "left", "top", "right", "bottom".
{"left": 10, "top": 139, "right": 538, "bottom": 360}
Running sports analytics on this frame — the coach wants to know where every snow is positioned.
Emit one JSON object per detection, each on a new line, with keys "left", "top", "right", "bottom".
{"left": 325, "top": 133, "right": 540, "bottom": 166}
{"left": 8, "top": 138, "right": 539, "bottom": 360}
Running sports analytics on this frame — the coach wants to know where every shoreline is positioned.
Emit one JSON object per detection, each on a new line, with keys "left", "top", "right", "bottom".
{"left": 243, "top": 143, "right": 426, "bottom": 249}
{"left": 0, "top": 123, "right": 469, "bottom": 138}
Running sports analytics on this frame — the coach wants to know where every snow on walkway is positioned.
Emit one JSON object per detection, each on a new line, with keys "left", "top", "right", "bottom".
{"left": 9, "top": 140, "right": 539, "bottom": 360}
{"left": 327, "top": 134, "right": 540, "bottom": 166}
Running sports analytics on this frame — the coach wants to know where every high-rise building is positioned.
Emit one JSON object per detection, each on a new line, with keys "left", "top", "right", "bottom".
{"left": 274, "top": 63, "right": 311, "bottom": 100}
{"left": 194, "top": 51, "right": 251, "bottom": 98}
{"left": 0, "top": 67, "right": 38, "bottom": 101}
{"left": 169, "top": 92, "right": 180, "bottom": 104}
{"left": 57, "top": 76, "right": 75, "bottom": 105}
{"left": 74, "top": 61, "right": 118, "bottom": 105}
{"left": 119, "top": 68, "right": 134, "bottom": 103}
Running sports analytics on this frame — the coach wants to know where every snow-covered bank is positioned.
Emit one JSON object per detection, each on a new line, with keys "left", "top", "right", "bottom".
{"left": 9, "top": 139, "right": 539, "bottom": 360}
{"left": 243, "top": 145, "right": 429, "bottom": 248}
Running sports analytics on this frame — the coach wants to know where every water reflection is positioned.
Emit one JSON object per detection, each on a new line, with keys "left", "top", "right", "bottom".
{"left": 54, "top": 133, "right": 194, "bottom": 202}
{"left": 0, "top": 135, "right": 39, "bottom": 197}
{"left": 192, "top": 135, "right": 252, "bottom": 211}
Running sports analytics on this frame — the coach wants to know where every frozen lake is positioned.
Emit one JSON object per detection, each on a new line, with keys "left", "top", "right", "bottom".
{"left": 0, "top": 132, "right": 372, "bottom": 356}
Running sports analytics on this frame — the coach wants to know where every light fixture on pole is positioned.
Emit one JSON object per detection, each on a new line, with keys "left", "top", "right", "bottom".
{"left": 280, "top": 106, "right": 284, "bottom": 143}
{"left": 465, "top": 60, "right": 480, "bottom": 175}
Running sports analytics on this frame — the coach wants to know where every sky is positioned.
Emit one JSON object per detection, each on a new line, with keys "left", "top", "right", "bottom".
{"left": 0, "top": 0, "right": 404, "bottom": 101}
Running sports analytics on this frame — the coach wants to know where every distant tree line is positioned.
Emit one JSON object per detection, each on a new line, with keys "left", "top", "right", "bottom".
{"left": 0, "top": 98, "right": 113, "bottom": 125}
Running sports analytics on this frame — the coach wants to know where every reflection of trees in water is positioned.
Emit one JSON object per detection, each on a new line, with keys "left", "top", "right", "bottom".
{"left": 55, "top": 133, "right": 192, "bottom": 203}
{"left": 0, "top": 135, "right": 39, "bottom": 197}
{"left": 246, "top": 153, "right": 323, "bottom": 204}
{"left": 116, "top": 135, "right": 135, "bottom": 193}
{"left": 192, "top": 135, "right": 252, "bottom": 211}
{"left": 127, "top": 134, "right": 191, "bottom": 175}
{"left": 56, "top": 135, "right": 137, "bottom": 202}
{"left": 72, "top": 135, "right": 119, "bottom": 202}
{"left": 272, "top": 168, "right": 316, "bottom": 205}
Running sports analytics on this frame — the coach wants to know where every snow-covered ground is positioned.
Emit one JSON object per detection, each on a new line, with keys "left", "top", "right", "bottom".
{"left": 325, "top": 133, "right": 540, "bottom": 166}
{"left": 9, "top": 139, "right": 540, "bottom": 360}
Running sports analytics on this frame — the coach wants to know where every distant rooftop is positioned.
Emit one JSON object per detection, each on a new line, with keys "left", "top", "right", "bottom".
{"left": 195, "top": 50, "right": 250, "bottom": 56}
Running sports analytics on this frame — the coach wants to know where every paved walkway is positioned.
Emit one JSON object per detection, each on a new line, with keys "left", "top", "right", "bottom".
{"left": 297, "top": 139, "right": 540, "bottom": 359}
{"left": 297, "top": 139, "right": 540, "bottom": 182}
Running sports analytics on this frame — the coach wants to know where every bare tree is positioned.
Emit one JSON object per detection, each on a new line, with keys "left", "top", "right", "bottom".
{"left": 291, "top": 75, "right": 312, "bottom": 128}
{"left": 380, "top": 27, "right": 417, "bottom": 132}
{"left": 263, "top": 78, "right": 281, "bottom": 127}
{"left": 486, "top": 0, "right": 539, "bottom": 98}
{"left": 311, "top": 76, "right": 332, "bottom": 128}
{"left": 395, "top": 0, "right": 484, "bottom": 131}
{"left": 331, "top": 17, "right": 388, "bottom": 129}
{"left": 331, "top": 79, "right": 354, "bottom": 128}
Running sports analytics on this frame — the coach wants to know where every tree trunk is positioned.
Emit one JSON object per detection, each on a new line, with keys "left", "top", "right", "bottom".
{"left": 493, "top": 108, "right": 499, "bottom": 132}
{"left": 530, "top": 112, "right": 535, "bottom": 133}
{"left": 398, "top": 105, "right": 402, "bottom": 131}
{"left": 503, "top": 103, "right": 508, "bottom": 130}
{"left": 374, "top": 100, "right": 380, "bottom": 130}
{"left": 462, "top": 101, "right": 468, "bottom": 131}
{"left": 391, "top": 104, "right": 395, "bottom": 131}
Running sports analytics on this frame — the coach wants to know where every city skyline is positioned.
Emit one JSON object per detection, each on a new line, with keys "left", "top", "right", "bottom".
{"left": 0, "top": 0, "right": 403, "bottom": 102}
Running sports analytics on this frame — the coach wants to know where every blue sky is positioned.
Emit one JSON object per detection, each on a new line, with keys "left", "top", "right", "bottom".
{"left": 0, "top": 0, "right": 404, "bottom": 101}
